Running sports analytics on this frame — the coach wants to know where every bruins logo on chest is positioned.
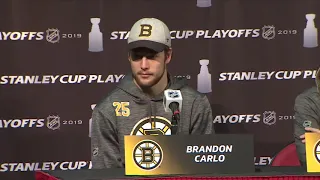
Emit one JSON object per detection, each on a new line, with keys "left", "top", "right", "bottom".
{"left": 130, "top": 116, "right": 172, "bottom": 136}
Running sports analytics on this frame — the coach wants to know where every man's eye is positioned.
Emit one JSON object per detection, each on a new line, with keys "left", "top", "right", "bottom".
{"left": 146, "top": 55, "right": 156, "bottom": 59}
{"left": 132, "top": 53, "right": 157, "bottom": 60}
{"left": 132, "top": 55, "right": 143, "bottom": 60}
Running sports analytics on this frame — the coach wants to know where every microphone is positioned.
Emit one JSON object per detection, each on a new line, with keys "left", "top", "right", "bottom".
{"left": 163, "top": 89, "right": 183, "bottom": 135}
{"left": 163, "top": 89, "right": 182, "bottom": 113}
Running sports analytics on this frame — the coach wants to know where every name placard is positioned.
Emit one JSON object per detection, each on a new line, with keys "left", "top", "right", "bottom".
{"left": 124, "top": 134, "right": 254, "bottom": 175}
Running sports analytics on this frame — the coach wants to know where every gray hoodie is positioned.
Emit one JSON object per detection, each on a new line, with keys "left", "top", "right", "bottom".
{"left": 90, "top": 73, "right": 214, "bottom": 169}
{"left": 294, "top": 67, "right": 320, "bottom": 167}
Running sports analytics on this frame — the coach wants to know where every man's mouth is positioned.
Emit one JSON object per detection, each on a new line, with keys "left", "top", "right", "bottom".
{"left": 138, "top": 73, "right": 153, "bottom": 78}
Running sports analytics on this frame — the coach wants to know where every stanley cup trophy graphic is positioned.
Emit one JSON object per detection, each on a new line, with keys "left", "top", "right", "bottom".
{"left": 89, "top": 18, "right": 103, "bottom": 52}
{"left": 303, "top": 14, "right": 318, "bottom": 48}
{"left": 197, "top": 0, "right": 212, "bottom": 7}
{"left": 197, "top": 59, "right": 212, "bottom": 93}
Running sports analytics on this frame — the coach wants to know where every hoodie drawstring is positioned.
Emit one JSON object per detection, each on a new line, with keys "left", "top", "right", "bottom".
{"left": 149, "top": 101, "right": 154, "bottom": 124}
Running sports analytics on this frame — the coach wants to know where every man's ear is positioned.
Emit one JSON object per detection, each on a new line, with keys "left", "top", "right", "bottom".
{"left": 165, "top": 48, "right": 173, "bottom": 64}
{"left": 128, "top": 52, "right": 131, "bottom": 62}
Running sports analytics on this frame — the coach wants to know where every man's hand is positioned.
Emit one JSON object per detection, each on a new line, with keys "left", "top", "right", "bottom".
{"left": 299, "top": 127, "right": 320, "bottom": 143}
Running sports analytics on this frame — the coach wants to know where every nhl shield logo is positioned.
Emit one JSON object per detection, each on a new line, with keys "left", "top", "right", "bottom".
{"left": 262, "top": 25, "right": 276, "bottom": 40}
{"left": 46, "top": 115, "right": 61, "bottom": 130}
{"left": 263, "top": 111, "right": 276, "bottom": 125}
{"left": 168, "top": 91, "right": 179, "bottom": 98}
{"left": 46, "top": 28, "right": 60, "bottom": 43}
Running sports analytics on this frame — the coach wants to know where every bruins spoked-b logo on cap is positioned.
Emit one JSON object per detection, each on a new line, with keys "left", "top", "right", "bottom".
{"left": 314, "top": 140, "right": 320, "bottom": 163}
{"left": 139, "top": 24, "right": 152, "bottom": 37}
{"left": 130, "top": 116, "right": 172, "bottom": 136}
{"left": 133, "top": 140, "right": 163, "bottom": 170}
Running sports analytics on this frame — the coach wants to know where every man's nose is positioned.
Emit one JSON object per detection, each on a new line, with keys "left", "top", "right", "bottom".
{"left": 140, "top": 57, "right": 150, "bottom": 70}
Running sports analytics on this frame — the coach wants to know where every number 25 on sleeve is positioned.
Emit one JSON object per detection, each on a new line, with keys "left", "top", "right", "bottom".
{"left": 113, "top": 102, "right": 130, "bottom": 117}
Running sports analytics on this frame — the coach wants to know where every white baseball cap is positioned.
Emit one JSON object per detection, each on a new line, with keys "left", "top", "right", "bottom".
{"left": 128, "top": 18, "right": 171, "bottom": 52}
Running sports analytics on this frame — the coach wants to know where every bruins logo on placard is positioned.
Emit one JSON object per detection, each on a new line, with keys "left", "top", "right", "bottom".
{"left": 133, "top": 140, "right": 163, "bottom": 170}
{"left": 130, "top": 116, "right": 171, "bottom": 136}
{"left": 314, "top": 140, "right": 320, "bottom": 163}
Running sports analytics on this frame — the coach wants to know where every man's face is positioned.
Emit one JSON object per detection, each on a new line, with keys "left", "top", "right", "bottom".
{"left": 129, "top": 47, "right": 171, "bottom": 89}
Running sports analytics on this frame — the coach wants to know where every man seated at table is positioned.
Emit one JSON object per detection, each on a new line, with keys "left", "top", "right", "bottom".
{"left": 294, "top": 67, "right": 320, "bottom": 167}
{"left": 90, "top": 17, "right": 214, "bottom": 169}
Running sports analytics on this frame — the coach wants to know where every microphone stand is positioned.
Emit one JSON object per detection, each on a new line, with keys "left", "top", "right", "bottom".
{"left": 171, "top": 110, "right": 180, "bottom": 135}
